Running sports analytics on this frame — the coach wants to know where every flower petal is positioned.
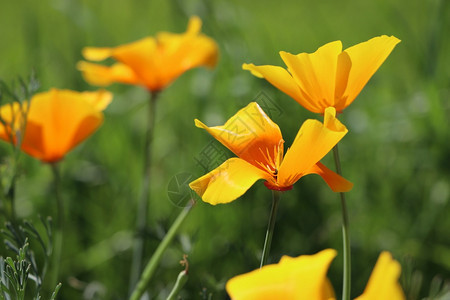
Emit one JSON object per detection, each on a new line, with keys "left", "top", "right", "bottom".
{"left": 189, "top": 157, "right": 270, "bottom": 205}
{"left": 278, "top": 107, "right": 347, "bottom": 187}
{"left": 195, "top": 102, "right": 283, "bottom": 172}
{"left": 305, "top": 162, "right": 353, "bottom": 192}
{"left": 77, "top": 61, "right": 142, "bottom": 87}
{"left": 279, "top": 41, "right": 342, "bottom": 112}
{"left": 226, "top": 249, "right": 337, "bottom": 300}
{"left": 355, "top": 252, "right": 405, "bottom": 300}
{"left": 82, "top": 47, "right": 114, "bottom": 61}
{"left": 340, "top": 35, "right": 401, "bottom": 108}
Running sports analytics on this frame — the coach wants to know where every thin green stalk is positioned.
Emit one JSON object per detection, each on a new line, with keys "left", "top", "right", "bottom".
{"left": 129, "top": 204, "right": 193, "bottom": 300}
{"left": 129, "top": 91, "right": 159, "bottom": 293}
{"left": 49, "top": 163, "right": 63, "bottom": 288}
{"left": 333, "top": 145, "right": 351, "bottom": 300}
{"left": 260, "top": 190, "right": 281, "bottom": 268}
{"left": 166, "top": 270, "right": 188, "bottom": 300}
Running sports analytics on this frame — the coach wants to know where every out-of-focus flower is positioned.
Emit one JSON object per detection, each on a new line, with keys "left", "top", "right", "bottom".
{"left": 226, "top": 250, "right": 405, "bottom": 300}
{"left": 0, "top": 88, "right": 112, "bottom": 163}
{"left": 189, "top": 102, "right": 352, "bottom": 205}
{"left": 243, "top": 36, "right": 400, "bottom": 114}
{"left": 77, "top": 16, "right": 218, "bottom": 92}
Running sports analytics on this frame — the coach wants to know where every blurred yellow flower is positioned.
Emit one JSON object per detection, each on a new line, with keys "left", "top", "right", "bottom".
{"left": 243, "top": 35, "right": 400, "bottom": 114}
{"left": 0, "top": 88, "right": 112, "bottom": 163}
{"left": 77, "top": 16, "right": 219, "bottom": 92}
{"left": 226, "top": 250, "right": 405, "bottom": 300}
{"left": 189, "top": 102, "right": 352, "bottom": 205}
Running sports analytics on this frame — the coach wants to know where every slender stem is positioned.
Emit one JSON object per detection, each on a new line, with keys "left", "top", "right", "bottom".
{"left": 129, "top": 204, "right": 193, "bottom": 300}
{"left": 129, "top": 91, "right": 159, "bottom": 294}
{"left": 333, "top": 145, "right": 351, "bottom": 300}
{"left": 50, "top": 163, "right": 63, "bottom": 288}
{"left": 166, "top": 270, "right": 188, "bottom": 300}
{"left": 260, "top": 190, "right": 281, "bottom": 268}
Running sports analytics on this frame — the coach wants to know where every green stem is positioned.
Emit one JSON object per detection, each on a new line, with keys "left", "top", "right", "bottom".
{"left": 129, "top": 91, "right": 159, "bottom": 293}
{"left": 333, "top": 145, "right": 351, "bottom": 300}
{"left": 260, "top": 190, "right": 281, "bottom": 268}
{"left": 129, "top": 204, "right": 193, "bottom": 300}
{"left": 166, "top": 270, "right": 188, "bottom": 300}
{"left": 50, "top": 163, "right": 63, "bottom": 288}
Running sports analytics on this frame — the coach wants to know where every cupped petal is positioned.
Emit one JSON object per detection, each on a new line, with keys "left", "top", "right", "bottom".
{"left": 278, "top": 107, "right": 347, "bottom": 187}
{"left": 194, "top": 102, "right": 283, "bottom": 172}
{"left": 242, "top": 63, "right": 316, "bottom": 112}
{"left": 189, "top": 157, "right": 271, "bottom": 205}
{"left": 49, "top": 89, "right": 113, "bottom": 112}
{"left": 77, "top": 61, "right": 142, "bottom": 87}
{"left": 279, "top": 41, "right": 342, "bottom": 112}
{"left": 226, "top": 249, "right": 337, "bottom": 300}
{"left": 339, "top": 35, "right": 401, "bottom": 108}
{"left": 26, "top": 89, "right": 104, "bottom": 162}
{"left": 355, "top": 252, "right": 405, "bottom": 300}
{"left": 305, "top": 162, "right": 353, "bottom": 192}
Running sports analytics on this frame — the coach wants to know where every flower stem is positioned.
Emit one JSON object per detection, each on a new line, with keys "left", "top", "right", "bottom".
{"left": 332, "top": 145, "right": 351, "bottom": 300}
{"left": 129, "top": 204, "right": 193, "bottom": 300}
{"left": 129, "top": 91, "right": 159, "bottom": 294}
{"left": 50, "top": 162, "right": 63, "bottom": 288}
{"left": 260, "top": 190, "right": 281, "bottom": 268}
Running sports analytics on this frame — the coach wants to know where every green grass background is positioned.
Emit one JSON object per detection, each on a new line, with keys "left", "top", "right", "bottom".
{"left": 0, "top": 0, "right": 449, "bottom": 299}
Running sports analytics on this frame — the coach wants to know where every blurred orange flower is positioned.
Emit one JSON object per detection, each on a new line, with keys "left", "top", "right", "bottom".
{"left": 189, "top": 102, "right": 352, "bottom": 205}
{"left": 0, "top": 88, "right": 112, "bottom": 163}
{"left": 243, "top": 35, "right": 400, "bottom": 114}
{"left": 77, "top": 16, "right": 219, "bottom": 92}
{"left": 226, "top": 249, "right": 405, "bottom": 300}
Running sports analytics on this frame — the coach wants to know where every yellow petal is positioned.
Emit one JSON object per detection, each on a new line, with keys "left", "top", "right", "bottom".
{"left": 226, "top": 249, "right": 337, "bottom": 300}
{"left": 77, "top": 61, "right": 141, "bottom": 87}
{"left": 194, "top": 102, "right": 283, "bottom": 173}
{"left": 279, "top": 41, "right": 342, "bottom": 112}
{"left": 305, "top": 162, "right": 353, "bottom": 192}
{"left": 189, "top": 158, "right": 270, "bottom": 205}
{"left": 82, "top": 47, "right": 114, "bottom": 61}
{"left": 278, "top": 107, "right": 347, "bottom": 187}
{"left": 340, "top": 35, "right": 401, "bottom": 108}
{"left": 355, "top": 252, "right": 405, "bottom": 300}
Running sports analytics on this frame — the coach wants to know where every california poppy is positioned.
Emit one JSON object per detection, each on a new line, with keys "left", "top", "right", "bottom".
{"left": 77, "top": 16, "right": 219, "bottom": 92}
{"left": 189, "top": 102, "right": 352, "bottom": 205}
{"left": 226, "top": 249, "right": 405, "bottom": 300}
{"left": 243, "top": 35, "right": 400, "bottom": 114}
{"left": 0, "top": 88, "right": 112, "bottom": 163}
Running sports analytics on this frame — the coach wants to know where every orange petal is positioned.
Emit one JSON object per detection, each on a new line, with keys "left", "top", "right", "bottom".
{"left": 355, "top": 252, "right": 405, "bottom": 300}
{"left": 340, "top": 35, "right": 401, "bottom": 109}
{"left": 189, "top": 158, "right": 270, "bottom": 205}
{"left": 278, "top": 107, "right": 347, "bottom": 187}
{"left": 25, "top": 89, "right": 105, "bottom": 162}
{"left": 77, "top": 61, "right": 142, "bottom": 87}
{"left": 194, "top": 102, "right": 283, "bottom": 172}
{"left": 242, "top": 63, "right": 314, "bottom": 111}
{"left": 226, "top": 249, "right": 337, "bottom": 300}
{"left": 82, "top": 47, "right": 114, "bottom": 61}
{"left": 279, "top": 41, "right": 342, "bottom": 112}
{"left": 305, "top": 162, "right": 353, "bottom": 192}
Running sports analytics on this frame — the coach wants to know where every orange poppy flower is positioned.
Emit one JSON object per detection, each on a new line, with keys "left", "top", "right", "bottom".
{"left": 0, "top": 88, "right": 112, "bottom": 163}
{"left": 226, "top": 249, "right": 405, "bottom": 300}
{"left": 243, "top": 35, "right": 400, "bottom": 114}
{"left": 189, "top": 102, "right": 352, "bottom": 205}
{"left": 77, "top": 16, "right": 219, "bottom": 92}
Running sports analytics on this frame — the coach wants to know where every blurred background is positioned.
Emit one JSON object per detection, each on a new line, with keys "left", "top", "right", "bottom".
{"left": 0, "top": 0, "right": 449, "bottom": 299}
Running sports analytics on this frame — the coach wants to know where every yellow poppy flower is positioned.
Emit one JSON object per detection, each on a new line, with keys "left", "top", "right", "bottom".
{"left": 243, "top": 35, "right": 400, "bottom": 113}
{"left": 189, "top": 102, "right": 352, "bottom": 205}
{"left": 0, "top": 88, "right": 112, "bottom": 163}
{"left": 226, "top": 250, "right": 405, "bottom": 300}
{"left": 77, "top": 16, "right": 219, "bottom": 92}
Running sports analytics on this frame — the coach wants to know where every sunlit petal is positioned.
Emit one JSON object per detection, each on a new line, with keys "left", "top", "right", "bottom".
{"left": 189, "top": 158, "right": 270, "bottom": 205}
{"left": 226, "top": 249, "right": 337, "bottom": 300}
{"left": 77, "top": 61, "right": 141, "bottom": 87}
{"left": 305, "top": 162, "right": 353, "bottom": 192}
{"left": 278, "top": 107, "right": 347, "bottom": 187}
{"left": 340, "top": 35, "right": 401, "bottom": 109}
{"left": 82, "top": 47, "right": 114, "bottom": 61}
{"left": 355, "top": 252, "right": 405, "bottom": 300}
{"left": 194, "top": 102, "right": 283, "bottom": 172}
